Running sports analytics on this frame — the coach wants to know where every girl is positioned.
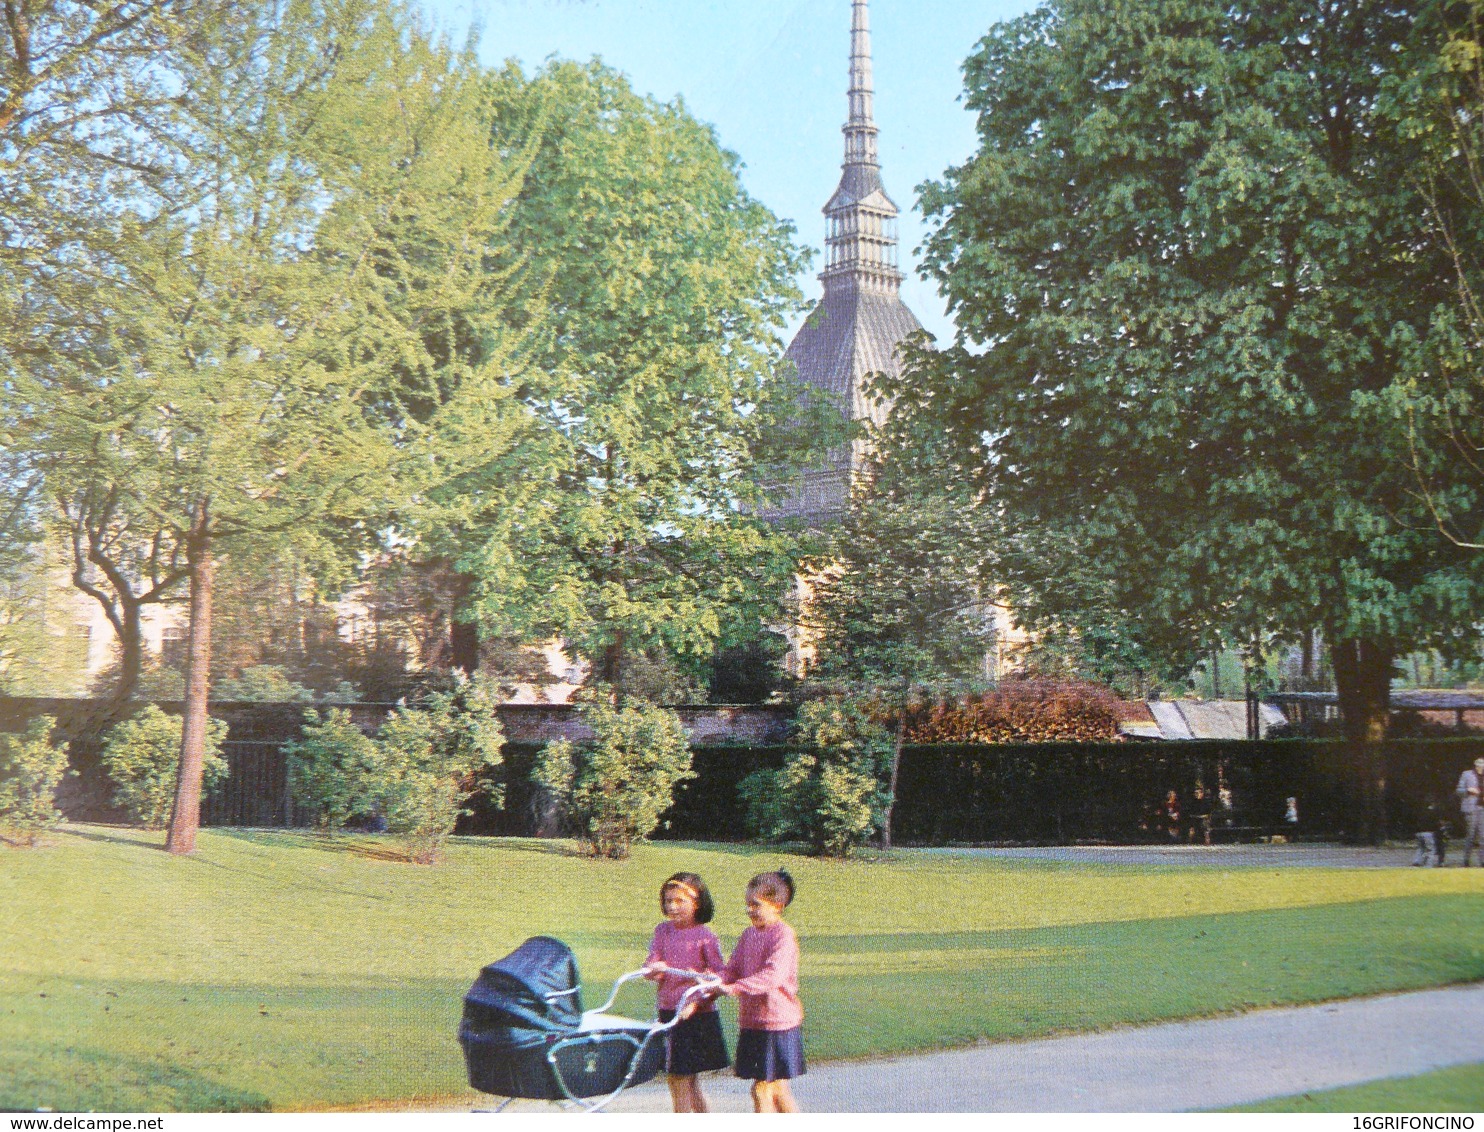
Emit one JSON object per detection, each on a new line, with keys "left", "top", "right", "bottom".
{"left": 643, "top": 872, "right": 729, "bottom": 1112}
{"left": 717, "top": 870, "right": 804, "bottom": 1113}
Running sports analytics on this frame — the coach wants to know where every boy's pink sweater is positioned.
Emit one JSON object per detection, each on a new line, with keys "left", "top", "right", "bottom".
{"left": 721, "top": 920, "right": 802, "bottom": 1031}
{"left": 645, "top": 921, "right": 724, "bottom": 1012}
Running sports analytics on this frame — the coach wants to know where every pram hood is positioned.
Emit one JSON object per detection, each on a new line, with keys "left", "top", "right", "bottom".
{"left": 460, "top": 936, "right": 583, "bottom": 1052}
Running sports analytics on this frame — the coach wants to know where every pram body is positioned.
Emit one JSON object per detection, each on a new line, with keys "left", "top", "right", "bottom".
{"left": 458, "top": 935, "right": 715, "bottom": 1110}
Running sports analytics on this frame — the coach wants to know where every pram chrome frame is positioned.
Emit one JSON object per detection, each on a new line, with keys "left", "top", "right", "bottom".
{"left": 531, "top": 965, "right": 719, "bottom": 1112}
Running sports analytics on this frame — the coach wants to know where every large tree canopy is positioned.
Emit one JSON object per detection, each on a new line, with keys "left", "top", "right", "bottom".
{"left": 2, "top": 0, "right": 535, "bottom": 851}
{"left": 1381, "top": 1, "right": 1484, "bottom": 550}
{"left": 913, "top": 0, "right": 1484, "bottom": 768}
{"left": 458, "top": 59, "right": 827, "bottom": 695}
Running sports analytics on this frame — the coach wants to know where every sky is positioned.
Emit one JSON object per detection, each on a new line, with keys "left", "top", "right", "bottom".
{"left": 415, "top": 0, "right": 1037, "bottom": 344}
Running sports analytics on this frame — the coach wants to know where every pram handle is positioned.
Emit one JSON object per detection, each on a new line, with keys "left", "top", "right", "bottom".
{"left": 590, "top": 965, "right": 720, "bottom": 1017}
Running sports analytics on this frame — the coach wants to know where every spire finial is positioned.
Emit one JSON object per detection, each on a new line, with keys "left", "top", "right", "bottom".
{"left": 822, "top": 0, "right": 899, "bottom": 293}
{"left": 845, "top": 0, "right": 877, "bottom": 167}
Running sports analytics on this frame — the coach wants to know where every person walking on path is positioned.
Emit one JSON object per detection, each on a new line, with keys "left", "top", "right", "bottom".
{"left": 643, "top": 872, "right": 729, "bottom": 1112}
{"left": 1457, "top": 757, "right": 1484, "bottom": 866}
{"left": 715, "top": 870, "right": 805, "bottom": 1113}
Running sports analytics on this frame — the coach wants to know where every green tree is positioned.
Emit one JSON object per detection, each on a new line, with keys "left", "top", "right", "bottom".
{"left": 99, "top": 705, "right": 228, "bottom": 829}
{"left": 0, "top": 715, "right": 69, "bottom": 845}
{"left": 914, "top": 0, "right": 1484, "bottom": 840}
{"left": 1377, "top": 1, "right": 1484, "bottom": 552}
{"left": 1, "top": 1, "right": 222, "bottom": 332}
{"left": 287, "top": 675, "right": 503, "bottom": 862}
{"left": 803, "top": 438, "right": 995, "bottom": 848}
{"left": 206, "top": 544, "right": 355, "bottom": 697}
{"left": 3, "top": 2, "right": 536, "bottom": 853}
{"left": 461, "top": 59, "right": 832, "bottom": 698}
{"left": 743, "top": 695, "right": 893, "bottom": 858}
{"left": 1, "top": 2, "right": 227, "bottom": 704}
{"left": 531, "top": 696, "right": 693, "bottom": 858}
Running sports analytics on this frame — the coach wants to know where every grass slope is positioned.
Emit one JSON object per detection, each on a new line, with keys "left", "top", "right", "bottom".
{"left": 2, "top": 826, "right": 1482, "bottom": 1110}
{"left": 1226, "top": 1063, "right": 1484, "bottom": 1112}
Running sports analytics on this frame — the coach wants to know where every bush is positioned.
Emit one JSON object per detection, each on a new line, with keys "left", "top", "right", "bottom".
{"left": 746, "top": 696, "right": 892, "bottom": 857}
{"left": 215, "top": 665, "right": 315, "bottom": 702}
{"left": 286, "top": 709, "right": 385, "bottom": 830}
{"left": 99, "top": 706, "right": 229, "bottom": 828}
{"left": 286, "top": 674, "right": 504, "bottom": 862}
{"left": 0, "top": 716, "right": 70, "bottom": 846}
{"left": 532, "top": 698, "right": 694, "bottom": 858}
{"left": 905, "top": 680, "right": 1123, "bottom": 744}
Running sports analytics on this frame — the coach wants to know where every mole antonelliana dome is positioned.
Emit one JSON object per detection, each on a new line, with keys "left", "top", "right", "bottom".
{"left": 774, "top": 0, "right": 923, "bottom": 524}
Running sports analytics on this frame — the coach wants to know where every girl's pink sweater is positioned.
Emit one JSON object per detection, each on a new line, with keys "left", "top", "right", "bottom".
{"left": 721, "top": 920, "right": 802, "bottom": 1031}
{"left": 645, "top": 921, "right": 724, "bottom": 1012}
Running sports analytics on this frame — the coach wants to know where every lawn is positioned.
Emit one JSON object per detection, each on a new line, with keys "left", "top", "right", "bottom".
{"left": 1225, "top": 1063, "right": 1484, "bottom": 1113}
{"left": 2, "top": 824, "right": 1482, "bottom": 1111}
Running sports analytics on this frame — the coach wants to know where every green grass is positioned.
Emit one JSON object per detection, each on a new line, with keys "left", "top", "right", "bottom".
{"left": 2, "top": 825, "right": 1482, "bottom": 1111}
{"left": 1225, "top": 1063, "right": 1484, "bottom": 1112}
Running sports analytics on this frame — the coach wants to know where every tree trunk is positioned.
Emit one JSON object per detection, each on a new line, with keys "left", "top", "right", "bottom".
{"left": 166, "top": 507, "right": 214, "bottom": 856}
{"left": 599, "top": 631, "right": 625, "bottom": 704}
{"left": 449, "top": 570, "right": 480, "bottom": 675}
{"left": 879, "top": 698, "right": 906, "bottom": 851}
{"left": 112, "top": 598, "right": 144, "bottom": 707}
{"left": 1330, "top": 637, "right": 1393, "bottom": 845}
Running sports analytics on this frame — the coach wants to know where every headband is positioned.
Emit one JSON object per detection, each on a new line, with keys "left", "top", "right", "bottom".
{"left": 664, "top": 881, "right": 700, "bottom": 900}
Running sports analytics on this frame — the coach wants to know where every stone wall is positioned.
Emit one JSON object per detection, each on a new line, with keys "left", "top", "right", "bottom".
{"left": 0, "top": 696, "right": 792, "bottom": 822}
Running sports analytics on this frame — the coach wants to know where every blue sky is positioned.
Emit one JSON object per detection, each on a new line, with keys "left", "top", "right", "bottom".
{"left": 416, "top": 0, "right": 1037, "bottom": 343}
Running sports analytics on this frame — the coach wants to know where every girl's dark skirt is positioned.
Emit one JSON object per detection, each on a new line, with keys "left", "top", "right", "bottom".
{"left": 657, "top": 1009, "right": 730, "bottom": 1076}
{"left": 733, "top": 1027, "right": 806, "bottom": 1082}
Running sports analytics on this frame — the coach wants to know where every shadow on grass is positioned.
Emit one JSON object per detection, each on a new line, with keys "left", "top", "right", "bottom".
{"left": 449, "top": 835, "right": 582, "bottom": 858}
{"left": 56, "top": 825, "right": 168, "bottom": 851}
{"left": 11, "top": 895, "right": 1484, "bottom": 1106}
{"left": 0, "top": 1041, "right": 272, "bottom": 1112}
{"left": 208, "top": 827, "right": 418, "bottom": 863}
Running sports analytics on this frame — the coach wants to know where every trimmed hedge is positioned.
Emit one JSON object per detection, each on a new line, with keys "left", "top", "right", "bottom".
{"left": 455, "top": 744, "right": 789, "bottom": 840}
{"left": 889, "top": 738, "right": 1484, "bottom": 844}
{"left": 6, "top": 696, "right": 1483, "bottom": 844}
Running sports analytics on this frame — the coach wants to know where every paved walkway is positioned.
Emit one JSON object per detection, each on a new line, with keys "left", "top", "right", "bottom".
{"left": 442, "top": 847, "right": 1481, "bottom": 1114}
{"left": 589, "top": 983, "right": 1484, "bottom": 1112}
{"left": 918, "top": 842, "right": 1449, "bottom": 869}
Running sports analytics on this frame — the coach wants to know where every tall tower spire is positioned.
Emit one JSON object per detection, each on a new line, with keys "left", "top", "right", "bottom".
{"left": 823, "top": 0, "right": 902, "bottom": 294}
{"left": 845, "top": 0, "right": 878, "bottom": 167}
{"left": 772, "top": 0, "right": 921, "bottom": 525}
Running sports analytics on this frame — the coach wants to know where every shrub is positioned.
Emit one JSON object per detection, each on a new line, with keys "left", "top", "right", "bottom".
{"left": 746, "top": 696, "right": 892, "bottom": 857}
{"left": 905, "top": 680, "right": 1123, "bottom": 744}
{"left": 99, "top": 706, "right": 229, "bottom": 828}
{"left": 0, "top": 717, "right": 70, "bottom": 846}
{"left": 532, "top": 698, "right": 694, "bottom": 858}
{"left": 286, "top": 673, "right": 504, "bottom": 862}
{"left": 214, "top": 665, "right": 315, "bottom": 702}
{"left": 286, "top": 709, "right": 385, "bottom": 830}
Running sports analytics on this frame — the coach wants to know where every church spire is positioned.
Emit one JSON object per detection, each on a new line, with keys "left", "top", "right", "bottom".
{"left": 823, "top": 0, "right": 902, "bottom": 295}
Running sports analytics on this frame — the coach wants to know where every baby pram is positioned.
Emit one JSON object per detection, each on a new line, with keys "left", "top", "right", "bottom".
{"left": 458, "top": 935, "right": 717, "bottom": 1111}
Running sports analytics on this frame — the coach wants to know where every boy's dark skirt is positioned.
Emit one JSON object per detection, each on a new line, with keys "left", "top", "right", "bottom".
{"left": 658, "top": 1008, "right": 730, "bottom": 1076}
{"left": 734, "top": 1026, "right": 806, "bottom": 1082}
